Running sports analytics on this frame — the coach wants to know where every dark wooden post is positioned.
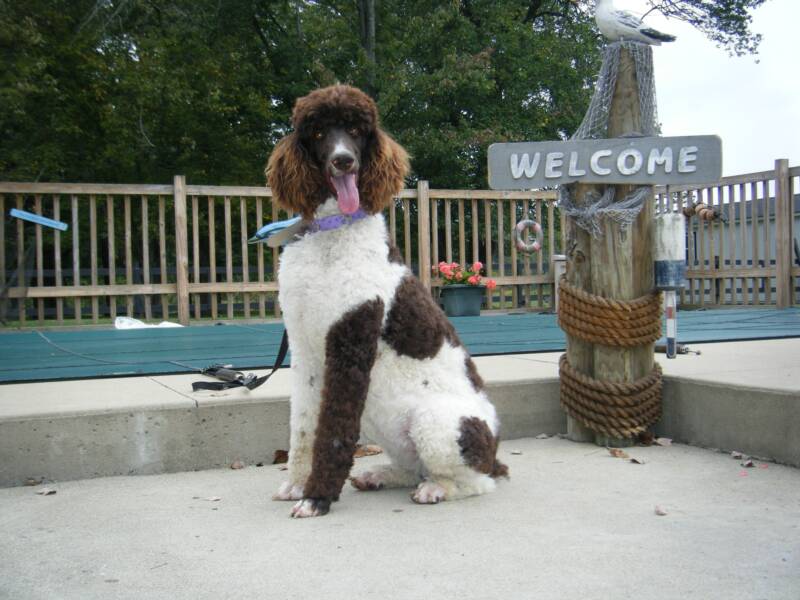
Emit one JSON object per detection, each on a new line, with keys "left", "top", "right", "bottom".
{"left": 774, "top": 158, "right": 792, "bottom": 308}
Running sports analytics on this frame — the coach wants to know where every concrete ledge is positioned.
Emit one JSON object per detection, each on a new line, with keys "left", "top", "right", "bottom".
{"left": 1, "top": 340, "right": 798, "bottom": 486}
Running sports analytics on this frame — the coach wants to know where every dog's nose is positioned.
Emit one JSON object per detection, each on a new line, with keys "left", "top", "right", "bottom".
{"left": 331, "top": 154, "right": 355, "bottom": 172}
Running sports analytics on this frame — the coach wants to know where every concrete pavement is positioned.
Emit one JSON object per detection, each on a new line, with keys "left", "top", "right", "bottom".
{"left": 1, "top": 436, "right": 798, "bottom": 600}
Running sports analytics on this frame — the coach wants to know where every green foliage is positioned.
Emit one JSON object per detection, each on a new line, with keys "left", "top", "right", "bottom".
{"left": 0, "top": 0, "right": 767, "bottom": 188}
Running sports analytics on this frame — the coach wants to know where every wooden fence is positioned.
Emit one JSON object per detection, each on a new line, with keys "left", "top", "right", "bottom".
{"left": 0, "top": 178, "right": 561, "bottom": 326}
{"left": 1, "top": 160, "right": 797, "bottom": 327}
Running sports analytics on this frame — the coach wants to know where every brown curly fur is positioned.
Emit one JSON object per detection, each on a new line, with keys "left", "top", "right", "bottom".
{"left": 266, "top": 85, "right": 409, "bottom": 219}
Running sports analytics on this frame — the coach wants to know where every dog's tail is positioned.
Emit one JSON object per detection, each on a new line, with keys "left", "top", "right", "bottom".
{"left": 490, "top": 458, "right": 509, "bottom": 479}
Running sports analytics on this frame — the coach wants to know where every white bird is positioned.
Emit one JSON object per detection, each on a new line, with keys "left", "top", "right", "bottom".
{"left": 595, "top": 0, "right": 676, "bottom": 45}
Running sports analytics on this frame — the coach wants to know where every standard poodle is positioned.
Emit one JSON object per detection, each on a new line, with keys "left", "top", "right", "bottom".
{"left": 266, "top": 84, "right": 507, "bottom": 518}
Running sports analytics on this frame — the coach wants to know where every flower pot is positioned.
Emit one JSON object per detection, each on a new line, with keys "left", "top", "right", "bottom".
{"left": 440, "top": 284, "right": 485, "bottom": 317}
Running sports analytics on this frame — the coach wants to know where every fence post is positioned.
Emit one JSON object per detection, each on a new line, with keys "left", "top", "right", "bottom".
{"left": 417, "top": 180, "right": 431, "bottom": 291}
{"left": 774, "top": 159, "right": 792, "bottom": 308}
{"left": 173, "top": 175, "right": 191, "bottom": 325}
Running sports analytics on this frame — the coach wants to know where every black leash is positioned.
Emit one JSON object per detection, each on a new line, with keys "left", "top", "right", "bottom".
{"left": 191, "top": 329, "right": 289, "bottom": 392}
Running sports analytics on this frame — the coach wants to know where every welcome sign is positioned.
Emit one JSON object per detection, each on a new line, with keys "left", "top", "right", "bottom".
{"left": 488, "top": 135, "right": 722, "bottom": 189}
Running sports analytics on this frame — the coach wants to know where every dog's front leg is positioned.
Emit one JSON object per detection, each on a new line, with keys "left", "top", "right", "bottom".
{"left": 291, "top": 298, "right": 384, "bottom": 518}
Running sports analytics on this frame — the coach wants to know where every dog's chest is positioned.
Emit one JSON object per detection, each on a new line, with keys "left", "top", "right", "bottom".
{"left": 278, "top": 216, "right": 405, "bottom": 345}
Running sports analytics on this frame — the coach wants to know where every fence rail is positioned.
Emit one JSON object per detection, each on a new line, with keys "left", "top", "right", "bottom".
{"left": 1, "top": 159, "right": 797, "bottom": 327}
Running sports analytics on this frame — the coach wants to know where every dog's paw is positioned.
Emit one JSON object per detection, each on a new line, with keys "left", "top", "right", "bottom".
{"left": 291, "top": 498, "right": 331, "bottom": 518}
{"left": 349, "top": 471, "right": 385, "bottom": 491}
{"left": 273, "top": 481, "right": 305, "bottom": 501}
{"left": 411, "top": 481, "right": 447, "bottom": 504}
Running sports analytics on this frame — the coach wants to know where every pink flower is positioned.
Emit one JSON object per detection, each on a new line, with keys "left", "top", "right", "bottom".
{"left": 486, "top": 279, "right": 497, "bottom": 290}
{"left": 444, "top": 271, "right": 454, "bottom": 280}
{"left": 467, "top": 275, "right": 481, "bottom": 285}
{"left": 471, "top": 261, "right": 483, "bottom": 272}
{"left": 439, "top": 264, "right": 452, "bottom": 277}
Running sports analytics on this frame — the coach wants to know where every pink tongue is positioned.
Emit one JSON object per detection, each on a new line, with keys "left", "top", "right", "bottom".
{"left": 332, "top": 173, "right": 360, "bottom": 215}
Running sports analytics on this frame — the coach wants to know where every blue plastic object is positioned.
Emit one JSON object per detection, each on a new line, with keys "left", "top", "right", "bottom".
{"left": 248, "top": 216, "right": 302, "bottom": 244}
{"left": 9, "top": 208, "right": 68, "bottom": 231}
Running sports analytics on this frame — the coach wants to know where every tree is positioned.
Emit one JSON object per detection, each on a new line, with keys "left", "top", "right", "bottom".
{"left": 0, "top": 0, "right": 770, "bottom": 187}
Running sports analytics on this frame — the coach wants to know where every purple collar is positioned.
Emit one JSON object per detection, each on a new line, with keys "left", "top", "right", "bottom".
{"left": 308, "top": 209, "right": 368, "bottom": 233}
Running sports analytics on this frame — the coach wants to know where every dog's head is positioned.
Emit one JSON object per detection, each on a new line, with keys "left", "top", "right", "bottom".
{"left": 266, "top": 85, "right": 409, "bottom": 219}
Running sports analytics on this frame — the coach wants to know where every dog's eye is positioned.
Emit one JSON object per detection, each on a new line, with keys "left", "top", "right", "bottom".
{"left": 347, "top": 127, "right": 360, "bottom": 137}
{"left": 313, "top": 130, "right": 324, "bottom": 140}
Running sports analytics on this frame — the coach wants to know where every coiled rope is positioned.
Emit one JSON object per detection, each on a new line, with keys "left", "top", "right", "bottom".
{"left": 558, "top": 275, "right": 663, "bottom": 438}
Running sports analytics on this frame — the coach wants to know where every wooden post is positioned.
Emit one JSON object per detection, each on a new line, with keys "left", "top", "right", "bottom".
{"left": 593, "top": 48, "right": 655, "bottom": 446}
{"left": 774, "top": 158, "right": 792, "bottom": 308}
{"left": 173, "top": 175, "right": 190, "bottom": 325}
{"left": 565, "top": 47, "right": 655, "bottom": 446}
{"left": 417, "top": 180, "right": 432, "bottom": 292}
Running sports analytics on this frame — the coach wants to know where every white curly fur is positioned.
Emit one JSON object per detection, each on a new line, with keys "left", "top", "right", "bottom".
{"left": 275, "top": 197, "right": 501, "bottom": 512}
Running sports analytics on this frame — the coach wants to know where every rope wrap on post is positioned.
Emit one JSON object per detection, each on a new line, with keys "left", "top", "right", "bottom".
{"left": 559, "top": 355, "right": 663, "bottom": 439}
{"left": 557, "top": 275, "right": 662, "bottom": 348}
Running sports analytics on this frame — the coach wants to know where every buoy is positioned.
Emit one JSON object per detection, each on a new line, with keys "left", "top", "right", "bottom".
{"left": 515, "top": 219, "right": 543, "bottom": 254}
{"left": 654, "top": 213, "right": 686, "bottom": 359}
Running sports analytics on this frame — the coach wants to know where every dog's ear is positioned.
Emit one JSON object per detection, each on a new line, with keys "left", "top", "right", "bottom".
{"left": 359, "top": 129, "right": 410, "bottom": 214}
{"left": 266, "top": 133, "right": 326, "bottom": 219}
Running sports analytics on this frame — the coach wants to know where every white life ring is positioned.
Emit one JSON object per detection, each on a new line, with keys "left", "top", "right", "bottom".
{"left": 515, "top": 219, "right": 543, "bottom": 253}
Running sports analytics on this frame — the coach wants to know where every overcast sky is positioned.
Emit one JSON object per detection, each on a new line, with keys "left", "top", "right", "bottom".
{"left": 615, "top": 0, "right": 799, "bottom": 176}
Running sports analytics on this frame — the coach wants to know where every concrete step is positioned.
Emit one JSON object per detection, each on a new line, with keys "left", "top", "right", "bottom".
{"left": 1, "top": 339, "right": 799, "bottom": 487}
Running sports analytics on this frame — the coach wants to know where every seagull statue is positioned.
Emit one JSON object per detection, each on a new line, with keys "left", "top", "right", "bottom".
{"left": 595, "top": 0, "right": 676, "bottom": 45}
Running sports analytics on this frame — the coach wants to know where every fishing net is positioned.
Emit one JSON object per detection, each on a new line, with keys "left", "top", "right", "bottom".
{"left": 559, "top": 41, "right": 658, "bottom": 237}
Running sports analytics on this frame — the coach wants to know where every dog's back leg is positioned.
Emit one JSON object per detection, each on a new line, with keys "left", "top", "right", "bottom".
{"left": 350, "top": 464, "right": 420, "bottom": 491}
{"left": 408, "top": 400, "right": 506, "bottom": 504}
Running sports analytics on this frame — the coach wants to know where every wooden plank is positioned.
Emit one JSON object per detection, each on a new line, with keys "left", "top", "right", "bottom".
{"left": 6, "top": 283, "right": 176, "bottom": 298}
{"left": 105, "top": 195, "right": 116, "bottom": 320}
{"left": 188, "top": 282, "right": 279, "bottom": 294}
{"left": 15, "top": 196, "right": 25, "bottom": 325}
{"left": 417, "top": 181, "right": 431, "bottom": 291}
{"left": 715, "top": 186, "right": 723, "bottom": 304}
{"left": 697, "top": 188, "right": 706, "bottom": 306}
{"left": 173, "top": 176, "right": 191, "bottom": 325}
{"left": 510, "top": 200, "right": 518, "bottom": 307}
{"left": 687, "top": 267, "right": 773, "bottom": 278}
{"left": 403, "top": 198, "right": 411, "bottom": 267}
{"left": 124, "top": 194, "right": 133, "bottom": 317}
{"left": 432, "top": 199, "right": 439, "bottom": 267}
{"left": 256, "top": 197, "right": 266, "bottom": 317}
{"left": 429, "top": 274, "right": 553, "bottom": 288}
{"left": 71, "top": 196, "right": 81, "bottom": 322}
{"left": 192, "top": 195, "right": 201, "bottom": 320}
{"left": 0, "top": 196, "right": 5, "bottom": 291}
{"left": 389, "top": 198, "right": 397, "bottom": 244}
{"left": 655, "top": 169, "right": 775, "bottom": 193}
{"left": 271, "top": 199, "right": 281, "bottom": 318}
{"left": 458, "top": 198, "right": 466, "bottom": 267}
{"left": 429, "top": 189, "right": 557, "bottom": 200}
{"left": 738, "top": 183, "right": 748, "bottom": 305}
{"left": 34, "top": 195, "right": 44, "bottom": 323}
{"left": 727, "top": 185, "right": 735, "bottom": 303}
{"left": 444, "top": 200, "right": 452, "bottom": 263}
{"left": 750, "top": 182, "right": 760, "bottom": 304}
{"left": 142, "top": 196, "right": 152, "bottom": 320}
{"left": 774, "top": 159, "right": 792, "bottom": 308}
{"left": 159, "top": 196, "right": 169, "bottom": 319}
{"left": 547, "top": 200, "right": 556, "bottom": 309}
{"left": 0, "top": 182, "right": 173, "bottom": 195}
{"left": 536, "top": 198, "right": 544, "bottom": 308}
{"left": 224, "top": 196, "right": 233, "bottom": 319}
{"left": 484, "top": 201, "right": 493, "bottom": 308}
{"left": 90, "top": 194, "right": 99, "bottom": 322}
{"left": 523, "top": 200, "right": 532, "bottom": 308}
{"left": 240, "top": 197, "right": 251, "bottom": 318}
{"left": 186, "top": 185, "right": 273, "bottom": 197}
{"left": 471, "top": 198, "right": 479, "bottom": 265}
{"left": 497, "top": 199, "right": 505, "bottom": 308}
{"left": 762, "top": 179, "right": 772, "bottom": 304}
{"left": 53, "top": 196, "right": 63, "bottom": 324}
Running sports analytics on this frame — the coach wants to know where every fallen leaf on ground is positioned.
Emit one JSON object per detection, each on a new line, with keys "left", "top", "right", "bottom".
{"left": 278, "top": 466, "right": 288, "bottom": 471}
{"left": 638, "top": 431, "right": 655, "bottom": 446}
{"left": 25, "top": 478, "right": 42, "bottom": 486}
{"left": 535, "top": 433, "right": 549, "bottom": 440}
{"left": 608, "top": 448, "right": 630, "bottom": 459}
{"left": 630, "top": 457, "right": 645, "bottom": 464}
{"left": 741, "top": 459, "right": 754, "bottom": 468}
{"left": 230, "top": 460, "right": 245, "bottom": 470}
{"left": 731, "top": 451, "right": 743, "bottom": 459}
{"left": 758, "top": 463, "right": 769, "bottom": 469}
{"left": 354, "top": 444, "right": 383, "bottom": 458}
{"left": 273, "top": 450, "right": 288, "bottom": 464}
{"left": 654, "top": 505, "right": 668, "bottom": 516}
{"left": 655, "top": 437, "right": 672, "bottom": 446}
{"left": 510, "top": 450, "right": 523, "bottom": 455}
{"left": 204, "top": 496, "right": 221, "bottom": 502}
{"left": 255, "top": 462, "right": 264, "bottom": 467}
{"left": 738, "top": 471, "right": 749, "bottom": 477}
{"left": 36, "top": 488, "right": 56, "bottom": 496}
